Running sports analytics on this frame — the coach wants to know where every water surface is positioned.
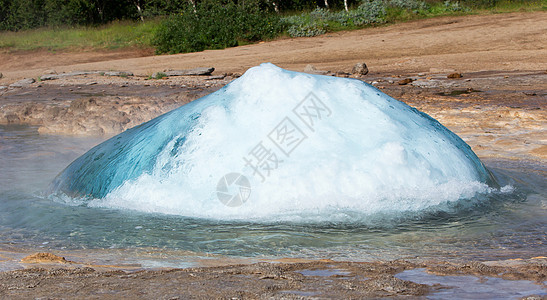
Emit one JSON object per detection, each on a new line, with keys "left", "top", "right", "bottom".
{"left": 0, "top": 125, "right": 545, "bottom": 267}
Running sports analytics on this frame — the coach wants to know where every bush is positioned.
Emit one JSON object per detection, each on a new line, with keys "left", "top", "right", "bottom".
{"left": 347, "top": 0, "right": 387, "bottom": 25}
{"left": 282, "top": 1, "right": 387, "bottom": 37}
{"left": 152, "top": 0, "right": 282, "bottom": 54}
{"left": 287, "top": 23, "right": 327, "bottom": 37}
{"left": 387, "top": 0, "right": 429, "bottom": 12}
{"left": 442, "top": 0, "right": 471, "bottom": 12}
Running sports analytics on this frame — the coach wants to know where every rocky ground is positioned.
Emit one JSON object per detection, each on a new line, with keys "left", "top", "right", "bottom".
{"left": 0, "top": 252, "right": 545, "bottom": 299}
{"left": 1, "top": 66, "right": 545, "bottom": 162}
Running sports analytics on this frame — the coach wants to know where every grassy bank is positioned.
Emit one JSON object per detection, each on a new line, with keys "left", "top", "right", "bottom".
{"left": 0, "top": 20, "right": 159, "bottom": 52}
{"left": 0, "top": 0, "right": 544, "bottom": 53}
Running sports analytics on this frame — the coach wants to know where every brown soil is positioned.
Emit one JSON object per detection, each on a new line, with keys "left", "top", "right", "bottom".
{"left": 0, "top": 12, "right": 546, "bottom": 81}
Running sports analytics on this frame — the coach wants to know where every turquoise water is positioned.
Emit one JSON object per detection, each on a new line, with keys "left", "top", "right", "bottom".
{"left": 0, "top": 124, "right": 545, "bottom": 262}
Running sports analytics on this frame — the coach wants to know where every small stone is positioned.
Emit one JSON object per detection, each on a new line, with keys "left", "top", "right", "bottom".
{"left": 21, "top": 252, "right": 68, "bottom": 264}
{"left": 0, "top": 86, "right": 7, "bottom": 91}
{"left": 398, "top": 78, "right": 414, "bottom": 85}
{"left": 206, "top": 75, "right": 226, "bottom": 80}
{"left": 447, "top": 72, "right": 462, "bottom": 79}
{"left": 9, "top": 78, "right": 35, "bottom": 88}
{"left": 0, "top": 72, "right": 3, "bottom": 78}
{"left": 304, "top": 64, "right": 329, "bottom": 75}
{"left": 44, "top": 69, "right": 57, "bottom": 75}
{"left": 165, "top": 67, "right": 215, "bottom": 76}
{"left": 352, "top": 62, "right": 369, "bottom": 76}
{"left": 304, "top": 64, "right": 315, "bottom": 72}
{"left": 86, "top": 82, "right": 98, "bottom": 86}
{"left": 40, "top": 74, "right": 61, "bottom": 81}
{"left": 104, "top": 71, "right": 134, "bottom": 77}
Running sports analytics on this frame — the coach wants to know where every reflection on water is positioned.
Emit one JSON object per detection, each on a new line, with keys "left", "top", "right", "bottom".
{"left": 0, "top": 125, "right": 545, "bottom": 264}
{"left": 396, "top": 268, "right": 546, "bottom": 299}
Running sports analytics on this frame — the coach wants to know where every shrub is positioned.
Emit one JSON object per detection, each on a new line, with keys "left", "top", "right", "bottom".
{"left": 282, "top": 0, "right": 387, "bottom": 38}
{"left": 387, "top": 0, "right": 429, "bottom": 12}
{"left": 442, "top": 0, "right": 471, "bottom": 12}
{"left": 347, "top": 0, "right": 387, "bottom": 25}
{"left": 287, "top": 23, "right": 327, "bottom": 37}
{"left": 152, "top": 0, "right": 282, "bottom": 54}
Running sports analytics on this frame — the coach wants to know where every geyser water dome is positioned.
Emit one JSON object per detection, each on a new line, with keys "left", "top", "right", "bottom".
{"left": 50, "top": 63, "right": 498, "bottom": 220}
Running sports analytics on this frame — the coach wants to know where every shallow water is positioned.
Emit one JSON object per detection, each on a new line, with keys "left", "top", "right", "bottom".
{"left": 0, "top": 125, "right": 545, "bottom": 266}
{"left": 396, "top": 268, "right": 546, "bottom": 299}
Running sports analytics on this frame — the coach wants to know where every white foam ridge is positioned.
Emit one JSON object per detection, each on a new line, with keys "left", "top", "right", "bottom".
{"left": 51, "top": 63, "right": 499, "bottom": 220}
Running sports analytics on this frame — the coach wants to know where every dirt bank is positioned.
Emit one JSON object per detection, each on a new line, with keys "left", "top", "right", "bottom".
{"left": 0, "top": 12, "right": 546, "bottom": 81}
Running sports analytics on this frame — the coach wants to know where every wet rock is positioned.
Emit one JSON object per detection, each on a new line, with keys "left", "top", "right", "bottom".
{"left": 411, "top": 79, "right": 441, "bottom": 88}
{"left": 104, "top": 71, "right": 134, "bottom": 77}
{"left": 304, "top": 64, "right": 329, "bottom": 75}
{"left": 206, "top": 75, "right": 226, "bottom": 80}
{"left": 352, "top": 62, "right": 369, "bottom": 76}
{"left": 397, "top": 78, "right": 414, "bottom": 85}
{"left": 165, "top": 67, "right": 215, "bottom": 76}
{"left": 40, "top": 74, "right": 62, "bottom": 81}
{"left": 447, "top": 72, "right": 463, "bottom": 78}
{"left": 9, "top": 78, "right": 35, "bottom": 88}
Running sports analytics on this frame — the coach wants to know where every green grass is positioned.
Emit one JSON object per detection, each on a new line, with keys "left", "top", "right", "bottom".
{"left": 0, "top": 20, "right": 160, "bottom": 51}
{"left": 0, "top": 1, "right": 544, "bottom": 53}
{"left": 472, "top": 0, "right": 547, "bottom": 13}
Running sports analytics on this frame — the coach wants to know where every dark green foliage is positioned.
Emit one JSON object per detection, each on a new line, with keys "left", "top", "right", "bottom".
{"left": 0, "top": 0, "right": 141, "bottom": 30}
{"left": 152, "top": 0, "right": 282, "bottom": 54}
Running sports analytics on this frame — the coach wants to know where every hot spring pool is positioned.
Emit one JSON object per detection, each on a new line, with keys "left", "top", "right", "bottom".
{"left": 0, "top": 124, "right": 545, "bottom": 267}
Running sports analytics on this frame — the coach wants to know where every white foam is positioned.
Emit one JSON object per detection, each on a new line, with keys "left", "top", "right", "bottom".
{"left": 83, "top": 63, "right": 498, "bottom": 221}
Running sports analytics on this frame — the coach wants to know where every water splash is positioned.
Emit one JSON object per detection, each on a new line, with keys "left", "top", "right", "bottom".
{"left": 50, "top": 63, "right": 498, "bottom": 220}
